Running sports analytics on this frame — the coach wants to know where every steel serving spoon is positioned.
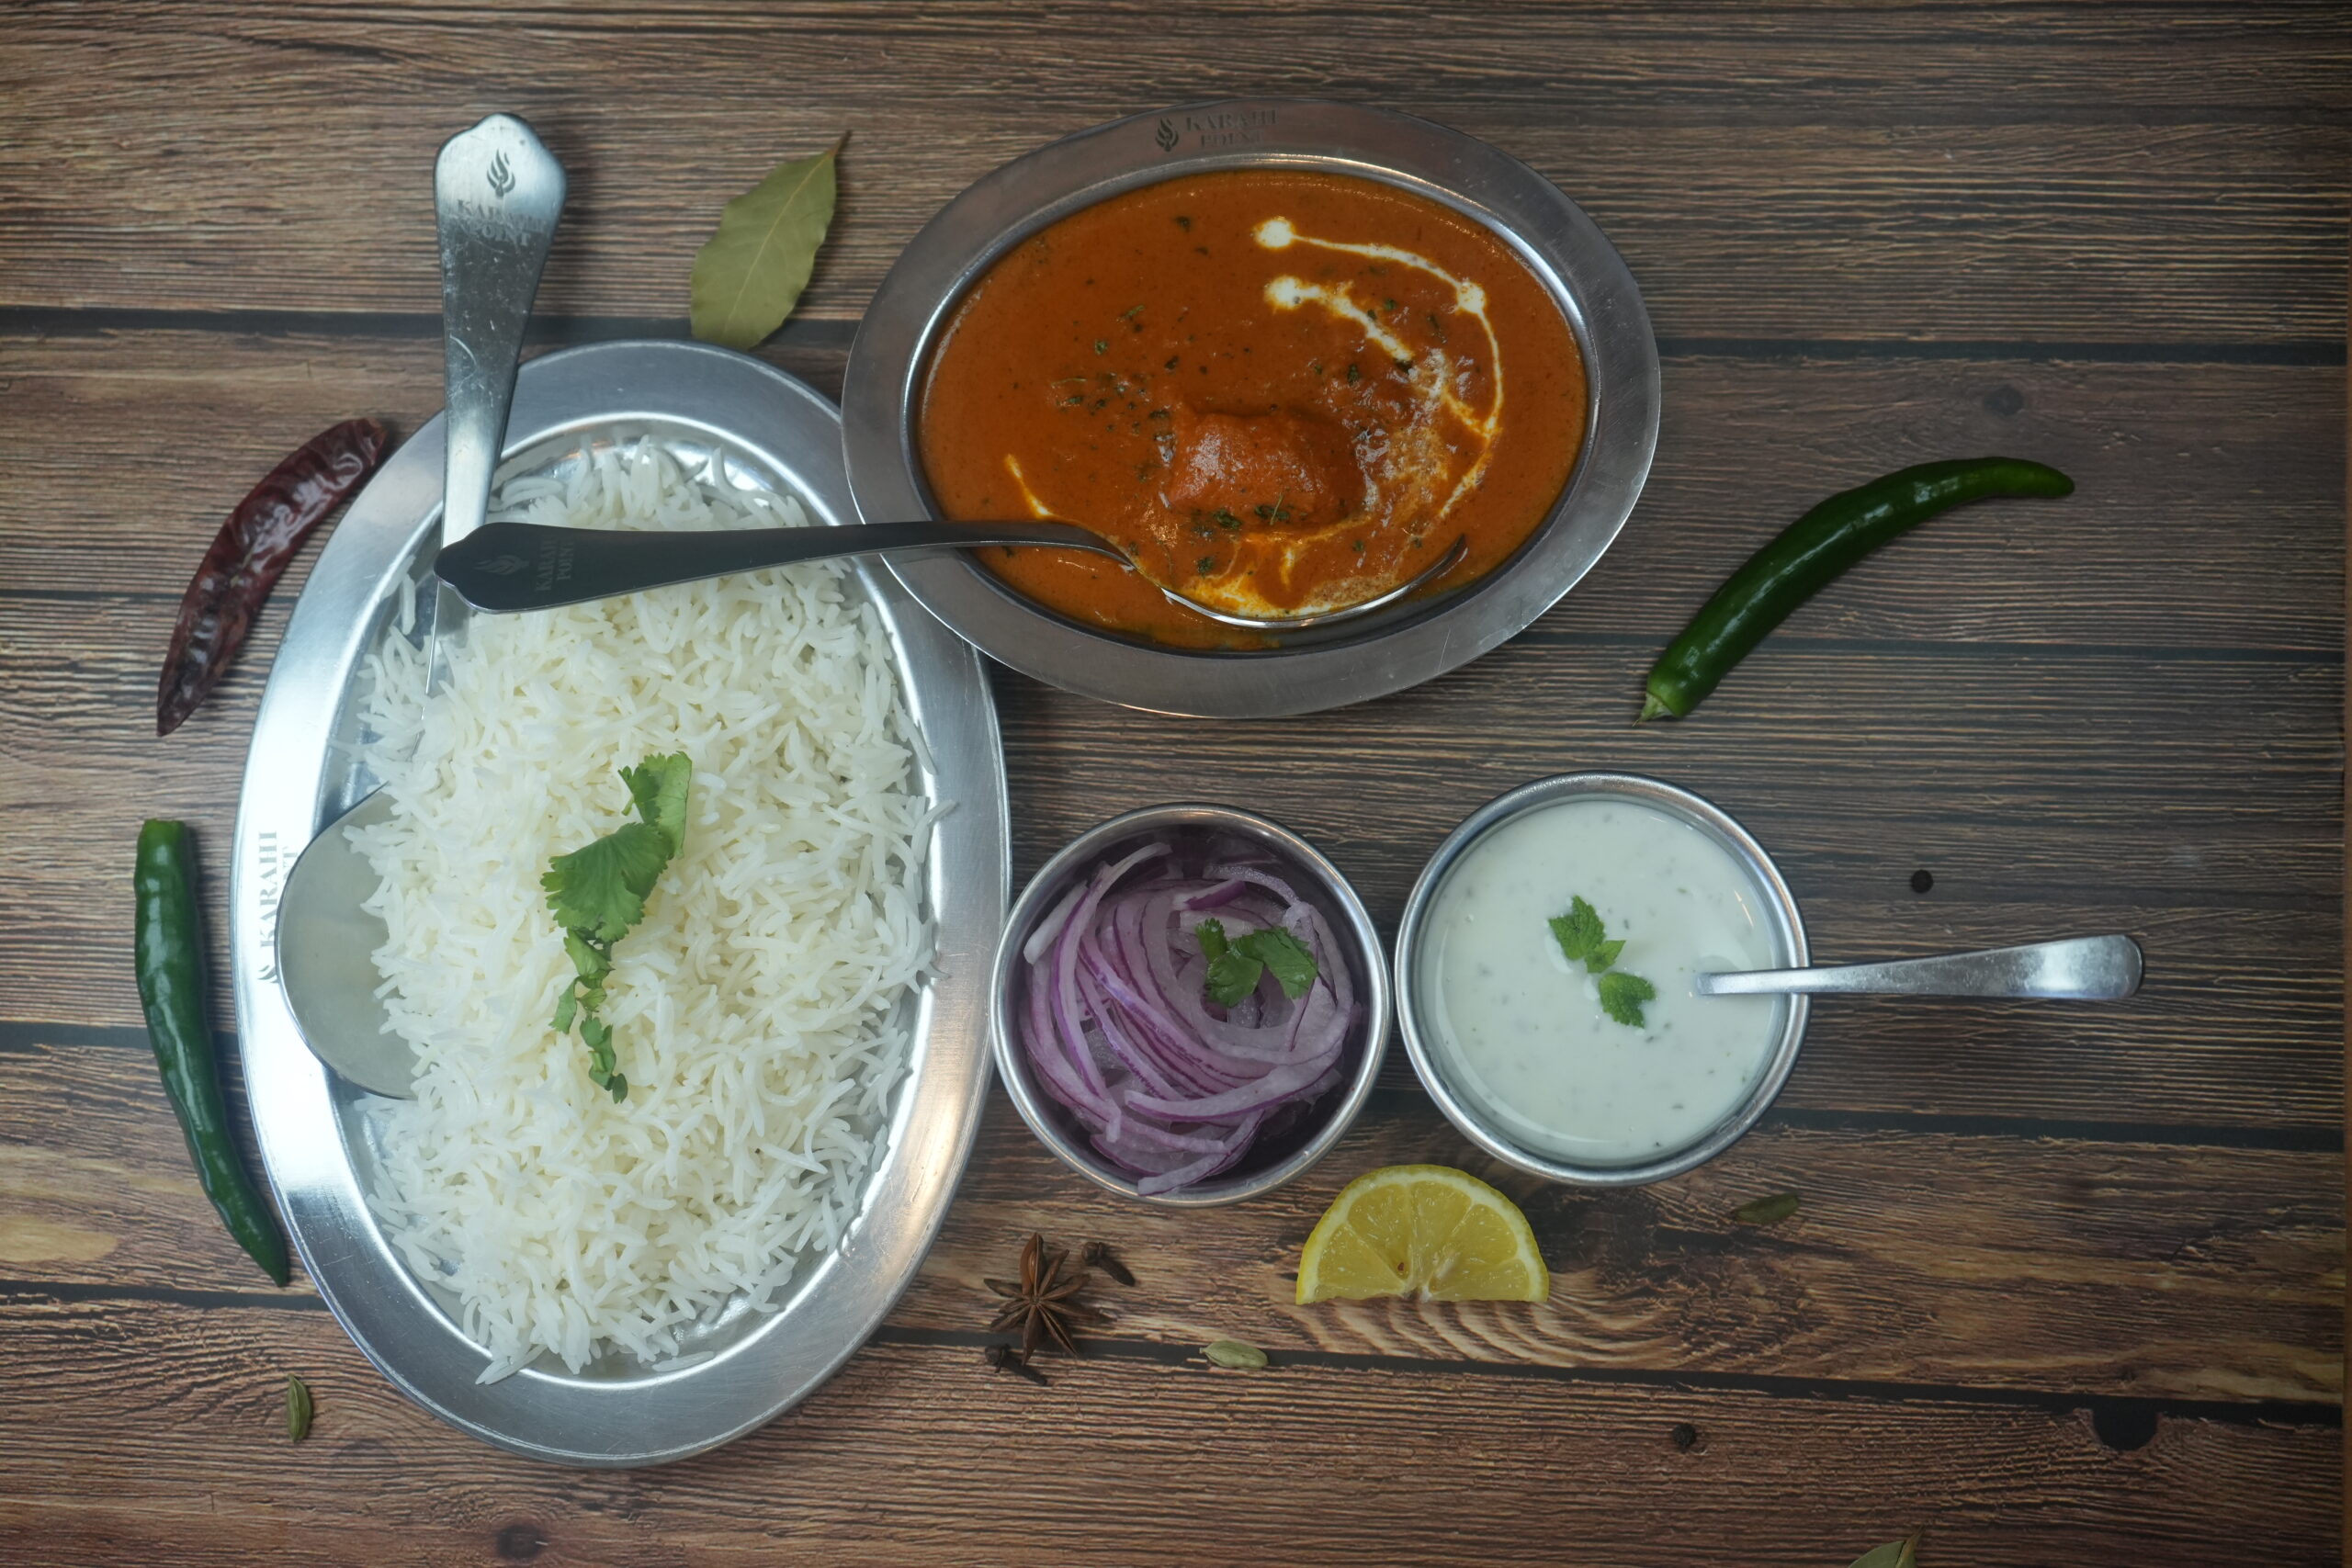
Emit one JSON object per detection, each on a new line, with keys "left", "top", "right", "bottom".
{"left": 1695, "top": 934, "right": 2143, "bottom": 1000}
{"left": 277, "top": 114, "right": 564, "bottom": 1099}
{"left": 434, "top": 518, "right": 1471, "bottom": 633}
{"left": 423, "top": 113, "right": 566, "bottom": 692}
{"left": 277, "top": 790, "right": 413, "bottom": 1097}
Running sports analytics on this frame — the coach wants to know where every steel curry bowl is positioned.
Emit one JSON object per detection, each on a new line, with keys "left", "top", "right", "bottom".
{"left": 842, "top": 97, "right": 1659, "bottom": 717}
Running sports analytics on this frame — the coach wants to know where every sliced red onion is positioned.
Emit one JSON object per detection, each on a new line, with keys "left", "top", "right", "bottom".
{"left": 1083, "top": 928, "right": 1250, "bottom": 1090}
{"left": 1050, "top": 908, "right": 1114, "bottom": 1128}
{"left": 1022, "top": 880, "right": 1088, "bottom": 965}
{"left": 1177, "top": 877, "right": 1249, "bottom": 912}
{"left": 1135, "top": 891, "right": 1313, "bottom": 1063}
{"left": 1136, "top": 1118, "right": 1263, "bottom": 1196}
{"left": 1023, "top": 951, "right": 1105, "bottom": 1118}
{"left": 1016, "top": 836, "right": 1360, "bottom": 1196}
{"left": 1121, "top": 1044, "right": 1340, "bottom": 1123}
{"left": 1204, "top": 862, "right": 1306, "bottom": 910}
{"left": 1043, "top": 842, "right": 1170, "bottom": 1145}
{"left": 1095, "top": 1115, "right": 1236, "bottom": 1158}
{"left": 1083, "top": 914, "right": 1246, "bottom": 1086}
{"left": 1078, "top": 967, "right": 1186, "bottom": 1100}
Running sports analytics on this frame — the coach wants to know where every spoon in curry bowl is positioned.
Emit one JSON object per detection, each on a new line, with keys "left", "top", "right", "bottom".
{"left": 434, "top": 517, "right": 1470, "bottom": 632}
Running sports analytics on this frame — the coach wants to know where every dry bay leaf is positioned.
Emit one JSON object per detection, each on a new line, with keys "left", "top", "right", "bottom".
{"left": 1846, "top": 1535, "right": 1918, "bottom": 1568}
{"left": 690, "top": 137, "right": 842, "bottom": 351}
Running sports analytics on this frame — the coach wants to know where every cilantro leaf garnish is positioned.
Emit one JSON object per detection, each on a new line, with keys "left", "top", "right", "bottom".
{"left": 1197, "top": 917, "right": 1262, "bottom": 1007}
{"left": 543, "top": 753, "right": 694, "bottom": 1101}
{"left": 1597, "top": 971, "right": 1657, "bottom": 1029}
{"left": 1548, "top": 895, "right": 1657, "bottom": 1030}
{"left": 1195, "top": 917, "right": 1320, "bottom": 1008}
{"left": 1205, "top": 950, "right": 1263, "bottom": 1008}
{"left": 562, "top": 927, "right": 609, "bottom": 981}
{"left": 620, "top": 750, "right": 693, "bottom": 857}
{"left": 1244, "top": 926, "right": 1318, "bottom": 998}
{"left": 1195, "top": 916, "right": 1231, "bottom": 963}
{"left": 543, "top": 822, "right": 671, "bottom": 942}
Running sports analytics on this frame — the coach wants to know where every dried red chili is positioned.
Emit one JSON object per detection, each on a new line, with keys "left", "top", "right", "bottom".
{"left": 157, "top": 418, "right": 390, "bottom": 736}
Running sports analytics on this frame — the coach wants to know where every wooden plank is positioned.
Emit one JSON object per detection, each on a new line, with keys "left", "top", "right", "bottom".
{"left": 0, "top": 7, "right": 2343, "bottom": 338}
{"left": 5, "top": 605, "right": 2341, "bottom": 1058}
{"left": 0, "top": 1293, "right": 2332, "bottom": 1566}
{"left": 13, "top": 0, "right": 2352, "bottom": 118}
{"left": 2, "top": 578, "right": 2337, "bottom": 1122}
{"left": 2, "top": 1037, "right": 2336, "bottom": 1405}
{"left": 0, "top": 330, "right": 2340, "bottom": 647}
{"left": 13, "top": 0, "right": 2352, "bottom": 129}
{"left": 909, "top": 1103, "right": 2344, "bottom": 1405}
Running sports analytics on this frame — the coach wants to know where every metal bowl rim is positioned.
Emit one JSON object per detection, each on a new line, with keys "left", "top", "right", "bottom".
{"left": 842, "top": 96, "right": 1660, "bottom": 717}
{"left": 1393, "top": 772, "right": 1810, "bottom": 1187}
{"left": 989, "top": 802, "right": 1393, "bottom": 1206}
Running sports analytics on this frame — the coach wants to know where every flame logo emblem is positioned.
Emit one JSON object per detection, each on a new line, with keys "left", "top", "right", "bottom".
{"left": 486, "top": 151, "right": 514, "bottom": 198}
{"left": 478, "top": 553, "right": 528, "bottom": 577}
{"left": 1154, "top": 118, "right": 1179, "bottom": 152}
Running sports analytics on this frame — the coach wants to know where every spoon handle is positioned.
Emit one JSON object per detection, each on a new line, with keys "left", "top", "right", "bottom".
{"left": 435, "top": 519, "right": 1123, "bottom": 612}
{"left": 426, "top": 115, "right": 565, "bottom": 686}
{"left": 1695, "top": 935, "right": 2143, "bottom": 1000}
{"left": 435, "top": 115, "right": 566, "bottom": 545}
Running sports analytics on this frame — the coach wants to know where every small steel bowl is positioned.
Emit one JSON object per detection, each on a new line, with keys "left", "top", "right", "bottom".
{"left": 990, "top": 804, "right": 1391, "bottom": 1206}
{"left": 842, "top": 96, "right": 1659, "bottom": 718}
{"left": 1395, "top": 773, "right": 1810, "bottom": 1187}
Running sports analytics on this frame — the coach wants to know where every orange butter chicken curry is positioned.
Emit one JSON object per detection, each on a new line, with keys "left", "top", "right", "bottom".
{"left": 919, "top": 170, "right": 1588, "bottom": 646}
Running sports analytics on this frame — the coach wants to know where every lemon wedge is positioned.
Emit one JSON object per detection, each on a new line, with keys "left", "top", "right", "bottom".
{"left": 1295, "top": 1164, "right": 1550, "bottom": 1304}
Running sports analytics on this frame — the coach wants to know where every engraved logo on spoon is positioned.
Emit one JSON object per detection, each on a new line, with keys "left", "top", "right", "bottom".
{"left": 486, "top": 151, "right": 514, "bottom": 197}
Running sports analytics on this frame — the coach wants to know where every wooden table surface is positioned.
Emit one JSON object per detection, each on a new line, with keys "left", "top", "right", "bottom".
{"left": 2, "top": 4, "right": 2345, "bottom": 1563}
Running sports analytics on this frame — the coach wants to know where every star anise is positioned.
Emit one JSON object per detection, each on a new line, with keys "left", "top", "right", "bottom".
{"left": 986, "top": 1233, "right": 1108, "bottom": 1358}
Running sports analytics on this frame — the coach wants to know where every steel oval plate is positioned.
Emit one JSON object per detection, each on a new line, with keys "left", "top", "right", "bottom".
{"left": 230, "top": 340, "right": 1007, "bottom": 1466}
{"left": 842, "top": 97, "right": 1660, "bottom": 717}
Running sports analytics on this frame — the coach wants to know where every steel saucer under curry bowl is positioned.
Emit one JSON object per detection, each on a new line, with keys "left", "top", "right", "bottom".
{"left": 842, "top": 98, "right": 1660, "bottom": 718}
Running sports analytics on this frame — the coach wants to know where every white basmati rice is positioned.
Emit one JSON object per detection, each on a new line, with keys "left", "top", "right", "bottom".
{"left": 348, "top": 442, "right": 933, "bottom": 1381}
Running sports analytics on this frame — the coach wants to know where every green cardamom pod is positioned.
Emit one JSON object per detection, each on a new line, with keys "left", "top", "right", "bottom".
{"left": 285, "top": 1374, "right": 313, "bottom": 1441}
{"left": 1202, "top": 1338, "right": 1268, "bottom": 1371}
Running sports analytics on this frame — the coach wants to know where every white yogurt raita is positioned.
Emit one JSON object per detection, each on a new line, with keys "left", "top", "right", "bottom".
{"left": 1419, "top": 796, "right": 1788, "bottom": 1168}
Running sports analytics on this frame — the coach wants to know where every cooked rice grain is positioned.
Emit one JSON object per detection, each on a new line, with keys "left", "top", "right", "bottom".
{"left": 350, "top": 443, "right": 932, "bottom": 1380}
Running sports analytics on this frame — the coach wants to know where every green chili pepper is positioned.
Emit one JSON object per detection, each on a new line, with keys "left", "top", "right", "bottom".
{"left": 133, "top": 820, "right": 290, "bottom": 1285}
{"left": 1640, "top": 457, "right": 2075, "bottom": 721}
